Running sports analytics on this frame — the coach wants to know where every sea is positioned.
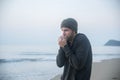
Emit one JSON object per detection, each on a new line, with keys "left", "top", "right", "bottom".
{"left": 0, "top": 45, "right": 120, "bottom": 80}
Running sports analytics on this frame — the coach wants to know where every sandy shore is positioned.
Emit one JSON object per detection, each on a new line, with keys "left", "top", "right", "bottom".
{"left": 51, "top": 58, "right": 120, "bottom": 80}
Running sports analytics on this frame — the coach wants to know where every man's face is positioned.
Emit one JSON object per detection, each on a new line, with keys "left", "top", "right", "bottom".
{"left": 61, "top": 27, "right": 74, "bottom": 41}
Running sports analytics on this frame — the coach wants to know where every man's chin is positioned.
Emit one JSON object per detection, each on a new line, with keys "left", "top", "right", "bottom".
{"left": 66, "top": 37, "right": 71, "bottom": 41}
{"left": 64, "top": 36, "right": 71, "bottom": 41}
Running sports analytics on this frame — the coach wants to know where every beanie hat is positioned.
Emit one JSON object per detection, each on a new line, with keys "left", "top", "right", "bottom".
{"left": 61, "top": 18, "right": 78, "bottom": 33}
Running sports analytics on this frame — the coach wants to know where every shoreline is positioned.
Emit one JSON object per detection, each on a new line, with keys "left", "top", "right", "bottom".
{"left": 51, "top": 58, "right": 120, "bottom": 80}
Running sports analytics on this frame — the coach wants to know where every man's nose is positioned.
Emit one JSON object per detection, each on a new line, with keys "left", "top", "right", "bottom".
{"left": 62, "top": 32, "right": 65, "bottom": 36}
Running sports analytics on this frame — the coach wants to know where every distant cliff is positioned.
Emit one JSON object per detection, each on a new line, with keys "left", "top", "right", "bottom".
{"left": 104, "top": 40, "right": 120, "bottom": 46}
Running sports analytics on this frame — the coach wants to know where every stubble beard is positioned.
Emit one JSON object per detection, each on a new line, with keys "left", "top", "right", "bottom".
{"left": 67, "top": 32, "right": 75, "bottom": 42}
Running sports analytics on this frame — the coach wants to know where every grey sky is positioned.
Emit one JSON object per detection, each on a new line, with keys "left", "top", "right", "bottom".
{"left": 0, "top": 0, "right": 120, "bottom": 46}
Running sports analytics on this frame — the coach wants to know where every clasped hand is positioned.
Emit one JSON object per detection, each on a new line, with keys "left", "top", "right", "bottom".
{"left": 58, "top": 35, "right": 67, "bottom": 48}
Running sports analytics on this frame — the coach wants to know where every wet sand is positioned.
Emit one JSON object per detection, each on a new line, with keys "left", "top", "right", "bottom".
{"left": 51, "top": 58, "right": 120, "bottom": 80}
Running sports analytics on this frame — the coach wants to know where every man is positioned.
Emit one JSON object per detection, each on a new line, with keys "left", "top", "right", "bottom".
{"left": 56, "top": 18, "right": 92, "bottom": 80}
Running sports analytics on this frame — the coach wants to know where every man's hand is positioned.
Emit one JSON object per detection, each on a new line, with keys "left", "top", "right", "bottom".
{"left": 58, "top": 35, "right": 67, "bottom": 48}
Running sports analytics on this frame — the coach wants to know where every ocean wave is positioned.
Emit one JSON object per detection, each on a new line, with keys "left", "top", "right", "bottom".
{"left": 20, "top": 52, "right": 56, "bottom": 56}
{"left": 0, "top": 52, "right": 120, "bottom": 63}
{"left": 0, "top": 58, "right": 55, "bottom": 63}
{"left": 0, "top": 52, "right": 57, "bottom": 63}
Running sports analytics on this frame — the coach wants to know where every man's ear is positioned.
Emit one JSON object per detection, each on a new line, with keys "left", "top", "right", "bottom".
{"left": 72, "top": 31, "right": 76, "bottom": 34}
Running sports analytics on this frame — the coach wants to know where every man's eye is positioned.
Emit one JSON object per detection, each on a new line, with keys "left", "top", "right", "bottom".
{"left": 65, "top": 30, "right": 68, "bottom": 31}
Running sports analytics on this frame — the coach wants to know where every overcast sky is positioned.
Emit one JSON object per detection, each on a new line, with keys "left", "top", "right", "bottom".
{"left": 0, "top": 0, "right": 120, "bottom": 47}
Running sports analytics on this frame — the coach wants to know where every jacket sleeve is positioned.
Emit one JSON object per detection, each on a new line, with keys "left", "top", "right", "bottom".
{"left": 56, "top": 47, "right": 66, "bottom": 67}
{"left": 62, "top": 36, "right": 90, "bottom": 70}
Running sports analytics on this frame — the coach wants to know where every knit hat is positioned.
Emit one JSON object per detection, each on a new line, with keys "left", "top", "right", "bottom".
{"left": 61, "top": 18, "right": 78, "bottom": 33}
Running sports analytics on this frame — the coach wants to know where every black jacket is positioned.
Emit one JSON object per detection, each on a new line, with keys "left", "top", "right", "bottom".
{"left": 56, "top": 33, "right": 92, "bottom": 80}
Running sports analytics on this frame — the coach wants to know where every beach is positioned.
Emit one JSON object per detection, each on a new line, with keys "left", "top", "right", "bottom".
{"left": 51, "top": 58, "right": 120, "bottom": 80}
{"left": 0, "top": 46, "right": 120, "bottom": 80}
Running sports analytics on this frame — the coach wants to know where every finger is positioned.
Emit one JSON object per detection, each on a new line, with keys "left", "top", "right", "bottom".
{"left": 58, "top": 38, "right": 62, "bottom": 43}
{"left": 61, "top": 35, "right": 65, "bottom": 40}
